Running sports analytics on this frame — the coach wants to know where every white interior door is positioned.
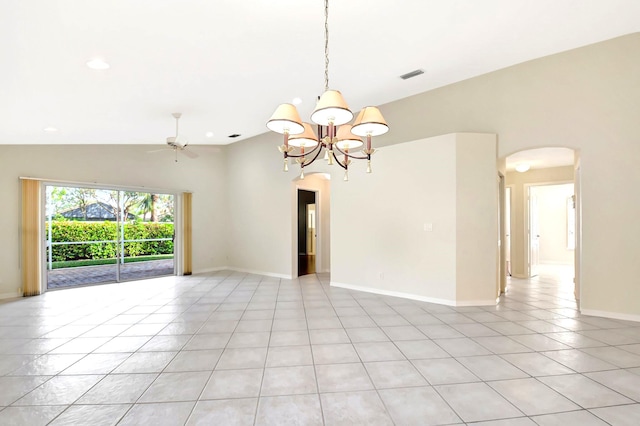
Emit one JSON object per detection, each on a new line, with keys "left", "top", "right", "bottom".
{"left": 529, "top": 188, "right": 540, "bottom": 277}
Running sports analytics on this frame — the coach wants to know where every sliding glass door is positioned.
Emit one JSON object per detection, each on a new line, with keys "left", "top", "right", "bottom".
{"left": 45, "top": 185, "right": 175, "bottom": 289}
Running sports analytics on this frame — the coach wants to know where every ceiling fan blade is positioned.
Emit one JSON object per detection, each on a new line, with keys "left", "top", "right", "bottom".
{"left": 147, "top": 148, "right": 171, "bottom": 154}
{"left": 181, "top": 148, "right": 199, "bottom": 159}
{"left": 189, "top": 145, "right": 221, "bottom": 153}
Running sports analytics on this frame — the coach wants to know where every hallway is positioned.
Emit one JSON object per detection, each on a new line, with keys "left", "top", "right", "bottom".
{"left": 0, "top": 267, "right": 638, "bottom": 424}
{"left": 503, "top": 263, "right": 577, "bottom": 313}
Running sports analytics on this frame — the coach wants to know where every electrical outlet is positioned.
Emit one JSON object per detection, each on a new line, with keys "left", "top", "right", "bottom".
{"left": 379, "top": 272, "right": 384, "bottom": 280}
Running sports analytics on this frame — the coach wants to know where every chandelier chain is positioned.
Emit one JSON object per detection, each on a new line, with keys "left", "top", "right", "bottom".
{"left": 324, "top": 0, "right": 329, "bottom": 92}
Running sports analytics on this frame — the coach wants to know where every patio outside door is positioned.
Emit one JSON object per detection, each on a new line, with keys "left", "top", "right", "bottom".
{"left": 45, "top": 185, "right": 175, "bottom": 289}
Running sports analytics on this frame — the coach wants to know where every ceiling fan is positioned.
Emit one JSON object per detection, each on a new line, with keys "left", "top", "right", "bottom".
{"left": 149, "top": 112, "right": 198, "bottom": 162}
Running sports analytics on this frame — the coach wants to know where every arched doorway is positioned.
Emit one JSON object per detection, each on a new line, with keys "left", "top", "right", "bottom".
{"left": 291, "top": 173, "right": 331, "bottom": 278}
{"left": 500, "top": 147, "right": 580, "bottom": 303}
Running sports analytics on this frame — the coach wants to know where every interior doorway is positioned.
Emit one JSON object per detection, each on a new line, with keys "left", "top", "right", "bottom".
{"left": 297, "top": 189, "right": 317, "bottom": 276}
{"left": 502, "top": 146, "right": 578, "bottom": 303}
{"left": 292, "top": 172, "right": 331, "bottom": 278}
{"left": 526, "top": 183, "right": 575, "bottom": 278}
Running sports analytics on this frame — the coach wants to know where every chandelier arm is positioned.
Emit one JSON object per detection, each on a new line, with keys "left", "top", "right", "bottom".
{"left": 332, "top": 143, "right": 369, "bottom": 160}
{"left": 331, "top": 141, "right": 345, "bottom": 156}
{"left": 332, "top": 156, "right": 348, "bottom": 171}
{"left": 285, "top": 142, "right": 323, "bottom": 159}
{"left": 300, "top": 142, "right": 326, "bottom": 168}
{"left": 343, "top": 152, "right": 369, "bottom": 160}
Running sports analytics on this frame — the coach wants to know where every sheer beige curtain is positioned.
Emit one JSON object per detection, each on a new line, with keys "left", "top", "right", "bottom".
{"left": 183, "top": 192, "right": 192, "bottom": 275}
{"left": 21, "top": 178, "right": 42, "bottom": 296}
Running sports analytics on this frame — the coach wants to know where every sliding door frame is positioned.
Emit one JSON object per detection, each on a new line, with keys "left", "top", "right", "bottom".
{"left": 39, "top": 179, "right": 184, "bottom": 294}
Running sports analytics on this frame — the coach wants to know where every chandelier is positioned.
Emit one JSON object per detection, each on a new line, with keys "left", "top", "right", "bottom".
{"left": 266, "top": 0, "right": 389, "bottom": 181}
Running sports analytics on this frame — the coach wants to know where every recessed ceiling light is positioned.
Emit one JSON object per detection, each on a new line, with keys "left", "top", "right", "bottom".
{"left": 43, "top": 126, "right": 58, "bottom": 133}
{"left": 86, "top": 58, "right": 110, "bottom": 70}
{"left": 205, "top": 132, "right": 214, "bottom": 138}
{"left": 515, "top": 163, "right": 531, "bottom": 173}
{"left": 292, "top": 97, "right": 302, "bottom": 105}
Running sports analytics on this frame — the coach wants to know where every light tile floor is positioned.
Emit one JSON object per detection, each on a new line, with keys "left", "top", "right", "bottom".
{"left": 0, "top": 264, "right": 639, "bottom": 425}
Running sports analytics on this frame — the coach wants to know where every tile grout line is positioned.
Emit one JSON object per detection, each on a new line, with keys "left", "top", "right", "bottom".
{"left": 0, "top": 268, "right": 639, "bottom": 424}
{"left": 302, "top": 274, "right": 327, "bottom": 426}
{"left": 115, "top": 272, "right": 238, "bottom": 425}
{"left": 251, "top": 275, "right": 280, "bottom": 426}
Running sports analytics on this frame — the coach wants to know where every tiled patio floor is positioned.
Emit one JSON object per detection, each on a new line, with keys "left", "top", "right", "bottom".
{"left": 47, "top": 260, "right": 175, "bottom": 289}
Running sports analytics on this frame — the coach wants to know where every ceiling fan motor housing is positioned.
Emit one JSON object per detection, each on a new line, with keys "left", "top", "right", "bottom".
{"left": 167, "top": 113, "right": 187, "bottom": 148}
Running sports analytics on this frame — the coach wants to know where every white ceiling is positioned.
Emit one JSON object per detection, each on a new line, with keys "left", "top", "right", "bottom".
{"left": 505, "top": 147, "right": 575, "bottom": 172}
{"left": 2, "top": 0, "right": 639, "bottom": 146}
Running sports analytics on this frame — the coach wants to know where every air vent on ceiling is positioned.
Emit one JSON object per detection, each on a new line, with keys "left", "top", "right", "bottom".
{"left": 400, "top": 69, "right": 425, "bottom": 80}
{"left": 228, "top": 134, "right": 241, "bottom": 138}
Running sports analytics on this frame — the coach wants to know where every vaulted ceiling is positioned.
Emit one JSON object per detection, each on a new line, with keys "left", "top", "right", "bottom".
{"left": 3, "top": 0, "right": 639, "bottom": 146}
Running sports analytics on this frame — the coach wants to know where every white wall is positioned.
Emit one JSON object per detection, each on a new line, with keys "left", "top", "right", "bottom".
{"left": 0, "top": 145, "right": 228, "bottom": 298}
{"left": 532, "top": 184, "right": 574, "bottom": 265}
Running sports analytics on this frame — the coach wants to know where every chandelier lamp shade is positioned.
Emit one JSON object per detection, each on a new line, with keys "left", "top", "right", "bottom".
{"left": 266, "top": 0, "right": 389, "bottom": 181}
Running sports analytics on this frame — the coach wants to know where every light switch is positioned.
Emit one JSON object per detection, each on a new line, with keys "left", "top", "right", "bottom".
{"left": 424, "top": 223, "right": 433, "bottom": 232}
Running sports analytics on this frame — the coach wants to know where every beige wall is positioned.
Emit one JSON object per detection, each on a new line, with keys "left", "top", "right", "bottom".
{"left": 3, "top": 33, "right": 639, "bottom": 319}
{"left": 455, "top": 134, "right": 499, "bottom": 303}
{"left": 225, "top": 132, "right": 303, "bottom": 277}
{"left": 0, "top": 145, "right": 228, "bottom": 298}
{"left": 506, "top": 166, "right": 575, "bottom": 277}
{"left": 330, "top": 133, "right": 497, "bottom": 306}
{"left": 368, "top": 33, "right": 640, "bottom": 318}
{"left": 227, "top": 132, "right": 492, "bottom": 304}
{"left": 330, "top": 134, "right": 459, "bottom": 303}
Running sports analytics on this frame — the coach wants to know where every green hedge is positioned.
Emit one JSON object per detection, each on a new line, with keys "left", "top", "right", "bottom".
{"left": 46, "top": 221, "right": 174, "bottom": 261}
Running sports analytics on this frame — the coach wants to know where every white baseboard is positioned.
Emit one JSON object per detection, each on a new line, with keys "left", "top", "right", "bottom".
{"left": 190, "top": 266, "right": 293, "bottom": 280}
{"left": 227, "top": 267, "right": 293, "bottom": 280}
{"left": 330, "top": 282, "right": 496, "bottom": 307}
{"left": 192, "top": 266, "right": 229, "bottom": 275}
{"left": 456, "top": 298, "right": 501, "bottom": 307}
{"left": 0, "top": 292, "right": 21, "bottom": 300}
{"left": 580, "top": 309, "right": 640, "bottom": 323}
{"left": 511, "top": 274, "right": 528, "bottom": 279}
